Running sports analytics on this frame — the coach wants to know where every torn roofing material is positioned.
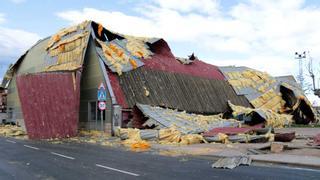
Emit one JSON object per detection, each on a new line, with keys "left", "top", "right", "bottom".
{"left": 136, "top": 103, "right": 240, "bottom": 134}
{"left": 219, "top": 66, "right": 316, "bottom": 124}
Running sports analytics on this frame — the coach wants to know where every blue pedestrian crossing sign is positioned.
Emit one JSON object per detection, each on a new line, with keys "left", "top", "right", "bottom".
{"left": 97, "top": 82, "right": 107, "bottom": 101}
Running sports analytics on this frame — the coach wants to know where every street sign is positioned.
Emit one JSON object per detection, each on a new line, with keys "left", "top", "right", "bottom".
{"left": 98, "top": 101, "right": 106, "bottom": 110}
{"left": 97, "top": 89, "right": 106, "bottom": 101}
{"left": 97, "top": 82, "right": 107, "bottom": 101}
{"left": 98, "top": 82, "right": 105, "bottom": 90}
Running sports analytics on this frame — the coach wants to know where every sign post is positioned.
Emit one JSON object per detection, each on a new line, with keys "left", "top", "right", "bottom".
{"left": 97, "top": 83, "right": 107, "bottom": 133}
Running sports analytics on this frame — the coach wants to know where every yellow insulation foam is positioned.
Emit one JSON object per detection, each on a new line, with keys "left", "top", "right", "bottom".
{"left": 47, "top": 21, "right": 89, "bottom": 49}
{"left": 229, "top": 102, "right": 292, "bottom": 128}
{"left": 159, "top": 126, "right": 181, "bottom": 144}
{"left": 124, "top": 35, "right": 153, "bottom": 59}
{"left": 97, "top": 39, "right": 141, "bottom": 75}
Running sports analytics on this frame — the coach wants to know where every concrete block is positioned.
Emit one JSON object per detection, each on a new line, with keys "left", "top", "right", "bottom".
{"left": 271, "top": 142, "right": 284, "bottom": 153}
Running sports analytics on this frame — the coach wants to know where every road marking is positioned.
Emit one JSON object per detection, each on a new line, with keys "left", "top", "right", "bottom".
{"left": 279, "top": 166, "right": 320, "bottom": 173}
{"left": 6, "top": 140, "right": 16, "bottom": 144}
{"left": 51, "top": 152, "right": 75, "bottom": 160}
{"left": 23, "top": 145, "right": 39, "bottom": 150}
{"left": 96, "top": 164, "right": 140, "bottom": 177}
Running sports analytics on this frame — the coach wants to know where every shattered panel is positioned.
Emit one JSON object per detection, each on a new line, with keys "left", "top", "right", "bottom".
{"left": 219, "top": 66, "right": 317, "bottom": 124}
{"left": 44, "top": 21, "right": 91, "bottom": 72}
{"left": 95, "top": 39, "right": 144, "bottom": 75}
{"left": 136, "top": 103, "right": 240, "bottom": 134}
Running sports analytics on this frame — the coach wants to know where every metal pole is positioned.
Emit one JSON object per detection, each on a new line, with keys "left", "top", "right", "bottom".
{"left": 95, "top": 102, "right": 98, "bottom": 130}
{"left": 101, "top": 110, "right": 104, "bottom": 132}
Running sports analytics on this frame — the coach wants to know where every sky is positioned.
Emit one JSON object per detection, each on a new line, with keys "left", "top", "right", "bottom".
{"left": 1, "top": 0, "right": 320, "bottom": 103}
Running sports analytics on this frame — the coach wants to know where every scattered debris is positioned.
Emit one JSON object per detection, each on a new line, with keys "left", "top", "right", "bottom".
{"left": 271, "top": 142, "right": 287, "bottom": 153}
{"left": 212, "top": 156, "right": 252, "bottom": 169}
{"left": 180, "top": 134, "right": 205, "bottom": 145}
{"left": 117, "top": 128, "right": 151, "bottom": 151}
{"left": 203, "top": 125, "right": 264, "bottom": 137}
{"left": 220, "top": 66, "right": 316, "bottom": 124}
{"left": 137, "top": 103, "right": 240, "bottom": 135}
{"left": 0, "top": 125, "right": 26, "bottom": 137}
{"left": 275, "top": 132, "right": 295, "bottom": 142}
{"left": 308, "top": 133, "right": 320, "bottom": 146}
{"left": 228, "top": 101, "right": 292, "bottom": 128}
{"left": 159, "top": 126, "right": 181, "bottom": 144}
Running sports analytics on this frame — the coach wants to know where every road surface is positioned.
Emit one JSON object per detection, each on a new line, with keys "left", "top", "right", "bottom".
{"left": 0, "top": 136, "right": 319, "bottom": 180}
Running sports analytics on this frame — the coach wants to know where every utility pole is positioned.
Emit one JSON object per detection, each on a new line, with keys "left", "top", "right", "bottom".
{"left": 295, "top": 51, "right": 306, "bottom": 88}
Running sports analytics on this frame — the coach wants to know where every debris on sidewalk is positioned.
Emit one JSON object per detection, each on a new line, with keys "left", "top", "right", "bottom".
{"left": 308, "top": 133, "right": 320, "bottom": 146}
{"left": 271, "top": 142, "right": 286, "bottom": 153}
{"left": 117, "top": 126, "right": 206, "bottom": 145}
{"left": 212, "top": 156, "right": 252, "bottom": 169}
{"left": 274, "top": 132, "right": 295, "bottom": 142}
{"left": 117, "top": 128, "right": 151, "bottom": 151}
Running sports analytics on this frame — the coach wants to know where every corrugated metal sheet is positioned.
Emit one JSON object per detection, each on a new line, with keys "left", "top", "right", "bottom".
{"left": 136, "top": 103, "right": 239, "bottom": 134}
{"left": 275, "top": 75, "right": 304, "bottom": 97}
{"left": 118, "top": 68, "right": 251, "bottom": 114}
{"left": 16, "top": 72, "right": 81, "bottom": 139}
{"left": 203, "top": 124, "right": 264, "bottom": 137}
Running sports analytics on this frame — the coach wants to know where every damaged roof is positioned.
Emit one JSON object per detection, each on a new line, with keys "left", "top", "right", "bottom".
{"left": 219, "top": 66, "right": 316, "bottom": 124}
{"left": 4, "top": 20, "right": 253, "bottom": 114}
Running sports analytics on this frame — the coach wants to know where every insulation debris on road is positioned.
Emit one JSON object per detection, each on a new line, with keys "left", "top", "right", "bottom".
{"left": 0, "top": 125, "right": 26, "bottom": 137}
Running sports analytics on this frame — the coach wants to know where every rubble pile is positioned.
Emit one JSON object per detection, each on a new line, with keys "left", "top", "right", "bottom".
{"left": 117, "top": 128, "right": 150, "bottom": 151}
{"left": 117, "top": 98, "right": 317, "bottom": 147}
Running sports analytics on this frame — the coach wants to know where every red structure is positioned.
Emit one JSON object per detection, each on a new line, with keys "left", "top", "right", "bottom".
{"left": 16, "top": 72, "right": 81, "bottom": 139}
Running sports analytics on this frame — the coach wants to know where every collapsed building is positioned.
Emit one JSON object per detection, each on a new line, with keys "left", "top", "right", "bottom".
{"left": 2, "top": 21, "right": 316, "bottom": 139}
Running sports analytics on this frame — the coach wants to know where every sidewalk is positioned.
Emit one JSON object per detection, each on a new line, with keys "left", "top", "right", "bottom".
{"left": 250, "top": 154, "right": 320, "bottom": 168}
{"left": 150, "top": 127, "right": 320, "bottom": 169}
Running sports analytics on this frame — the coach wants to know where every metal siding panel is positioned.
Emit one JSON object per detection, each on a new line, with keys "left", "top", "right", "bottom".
{"left": 16, "top": 72, "right": 80, "bottom": 139}
{"left": 119, "top": 68, "right": 251, "bottom": 114}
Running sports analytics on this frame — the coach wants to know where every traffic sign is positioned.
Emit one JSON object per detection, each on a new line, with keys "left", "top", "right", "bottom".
{"left": 98, "top": 82, "right": 105, "bottom": 90}
{"left": 97, "top": 89, "right": 106, "bottom": 101}
{"left": 97, "top": 82, "right": 107, "bottom": 101}
{"left": 98, "top": 101, "right": 106, "bottom": 110}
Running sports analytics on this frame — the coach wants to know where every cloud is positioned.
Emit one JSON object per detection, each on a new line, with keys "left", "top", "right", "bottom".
{"left": 56, "top": 0, "right": 320, "bottom": 103}
{"left": 0, "top": 14, "right": 5, "bottom": 24}
{"left": 151, "top": 0, "right": 220, "bottom": 15}
{"left": 0, "top": 27, "right": 41, "bottom": 58}
{"left": 0, "top": 12, "right": 40, "bottom": 60}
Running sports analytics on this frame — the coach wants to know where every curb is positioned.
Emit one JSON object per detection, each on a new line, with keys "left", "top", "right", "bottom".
{"left": 250, "top": 157, "right": 320, "bottom": 170}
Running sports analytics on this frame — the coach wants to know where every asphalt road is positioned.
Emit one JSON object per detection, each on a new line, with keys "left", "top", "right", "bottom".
{"left": 0, "top": 137, "right": 319, "bottom": 180}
